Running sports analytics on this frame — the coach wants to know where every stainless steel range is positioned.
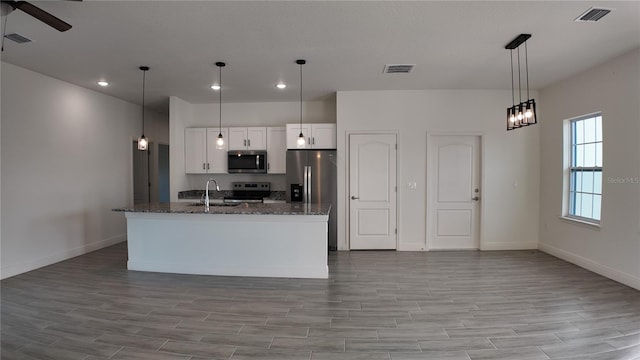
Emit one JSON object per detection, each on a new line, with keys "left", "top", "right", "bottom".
{"left": 224, "top": 182, "right": 271, "bottom": 203}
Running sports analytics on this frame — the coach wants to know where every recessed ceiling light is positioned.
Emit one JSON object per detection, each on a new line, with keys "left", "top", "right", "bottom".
{"left": 211, "top": 84, "right": 221, "bottom": 90}
{"left": 97, "top": 80, "right": 109, "bottom": 87}
{"left": 276, "top": 82, "right": 287, "bottom": 89}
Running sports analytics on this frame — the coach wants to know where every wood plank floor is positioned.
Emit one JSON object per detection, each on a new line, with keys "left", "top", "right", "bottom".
{"left": 1, "top": 243, "right": 639, "bottom": 360}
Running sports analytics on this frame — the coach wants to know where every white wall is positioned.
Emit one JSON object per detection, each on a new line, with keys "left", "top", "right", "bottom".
{"left": 336, "top": 90, "right": 540, "bottom": 251}
{"left": 538, "top": 48, "right": 640, "bottom": 290}
{"left": 169, "top": 96, "right": 336, "bottom": 197}
{"left": 1, "top": 62, "right": 168, "bottom": 279}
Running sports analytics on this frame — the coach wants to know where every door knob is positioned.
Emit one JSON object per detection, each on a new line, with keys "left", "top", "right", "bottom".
{"left": 351, "top": 196, "right": 359, "bottom": 200}
{"left": 472, "top": 196, "right": 480, "bottom": 201}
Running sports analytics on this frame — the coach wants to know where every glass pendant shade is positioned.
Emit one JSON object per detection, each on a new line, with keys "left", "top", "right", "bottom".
{"left": 216, "top": 133, "right": 225, "bottom": 149}
{"left": 297, "top": 133, "right": 306, "bottom": 148}
{"left": 516, "top": 105, "right": 524, "bottom": 121}
{"left": 137, "top": 135, "right": 148, "bottom": 151}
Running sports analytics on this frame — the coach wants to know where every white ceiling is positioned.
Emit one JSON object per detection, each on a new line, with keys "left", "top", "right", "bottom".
{"left": 1, "top": 1, "right": 639, "bottom": 110}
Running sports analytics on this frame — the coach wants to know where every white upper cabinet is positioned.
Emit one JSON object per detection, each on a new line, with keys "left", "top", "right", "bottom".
{"left": 185, "top": 128, "right": 207, "bottom": 173}
{"left": 206, "top": 128, "right": 228, "bottom": 174}
{"left": 184, "top": 127, "right": 228, "bottom": 174}
{"left": 266, "top": 127, "right": 286, "bottom": 174}
{"left": 286, "top": 123, "right": 336, "bottom": 149}
{"left": 228, "top": 127, "right": 267, "bottom": 150}
{"left": 309, "top": 123, "right": 337, "bottom": 149}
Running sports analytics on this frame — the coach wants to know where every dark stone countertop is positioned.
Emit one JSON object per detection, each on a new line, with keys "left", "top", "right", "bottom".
{"left": 113, "top": 202, "right": 330, "bottom": 216}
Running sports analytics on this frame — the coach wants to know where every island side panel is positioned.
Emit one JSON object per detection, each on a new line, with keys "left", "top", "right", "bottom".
{"left": 125, "top": 212, "right": 329, "bottom": 279}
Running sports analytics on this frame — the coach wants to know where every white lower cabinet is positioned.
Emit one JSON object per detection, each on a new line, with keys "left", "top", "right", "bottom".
{"left": 184, "top": 127, "right": 228, "bottom": 174}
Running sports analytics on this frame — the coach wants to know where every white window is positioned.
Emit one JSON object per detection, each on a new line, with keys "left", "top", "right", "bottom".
{"left": 566, "top": 113, "right": 603, "bottom": 223}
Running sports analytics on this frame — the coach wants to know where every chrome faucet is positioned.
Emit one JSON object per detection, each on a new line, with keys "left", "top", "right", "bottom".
{"left": 204, "top": 178, "right": 221, "bottom": 212}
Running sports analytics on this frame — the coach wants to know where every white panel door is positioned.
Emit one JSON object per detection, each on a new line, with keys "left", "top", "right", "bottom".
{"left": 185, "top": 128, "right": 207, "bottom": 173}
{"left": 349, "top": 134, "right": 397, "bottom": 249}
{"left": 428, "top": 135, "right": 481, "bottom": 250}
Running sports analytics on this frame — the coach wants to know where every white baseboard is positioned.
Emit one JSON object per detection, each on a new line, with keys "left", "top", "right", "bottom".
{"left": 398, "top": 243, "right": 426, "bottom": 251}
{"left": 539, "top": 242, "right": 640, "bottom": 290}
{"left": 0, "top": 234, "right": 126, "bottom": 280}
{"left": 480, "top": 241, "right": 538, "bottom": 250}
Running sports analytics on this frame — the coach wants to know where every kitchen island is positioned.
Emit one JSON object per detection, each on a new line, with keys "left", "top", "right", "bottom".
{"left": 113, "top": 202, "right": 330, "bottom": 279}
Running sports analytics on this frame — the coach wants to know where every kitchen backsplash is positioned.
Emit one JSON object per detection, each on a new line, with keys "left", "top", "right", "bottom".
{"left": 186, "top": 174, "right": 286, "bottom": 192}
{"left": 178, "top": 190, "right": 286, "bottom": 201}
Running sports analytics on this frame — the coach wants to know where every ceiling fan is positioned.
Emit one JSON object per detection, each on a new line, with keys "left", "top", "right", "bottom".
{"left": 0, "top": 0, "right": 79, "bottom": 32}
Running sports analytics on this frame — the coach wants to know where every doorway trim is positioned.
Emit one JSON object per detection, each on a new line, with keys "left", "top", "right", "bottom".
{"left": 425, "top": 132, "right": 486, "bottom": 251}
{"left": 346, "top": 130, "right": 399, "bottom": 251}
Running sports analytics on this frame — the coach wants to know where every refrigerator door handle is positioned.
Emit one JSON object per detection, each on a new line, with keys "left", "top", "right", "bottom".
{"left": 303, "top": 166, "right": 308, "bottom": 203}
{"left": 304, "top": 166, "right": 312, "bottom": 204}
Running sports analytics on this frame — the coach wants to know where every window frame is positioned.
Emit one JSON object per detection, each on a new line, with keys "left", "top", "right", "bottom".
{"left": 563, "top": 112, "right": 603, "bottom": 225}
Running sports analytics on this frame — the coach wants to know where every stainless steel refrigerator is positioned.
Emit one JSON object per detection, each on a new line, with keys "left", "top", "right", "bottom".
{"left": 286, "top": 149, "right": 337, "bottom": 250}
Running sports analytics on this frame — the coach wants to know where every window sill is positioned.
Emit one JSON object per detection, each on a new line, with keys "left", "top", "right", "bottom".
{"left": 559, "top": 216, "right": 601, "bottom": 230}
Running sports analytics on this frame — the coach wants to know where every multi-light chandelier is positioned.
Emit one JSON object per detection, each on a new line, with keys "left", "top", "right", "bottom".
{"left": 505, "top": 34, "right": 537, "bottom": 131}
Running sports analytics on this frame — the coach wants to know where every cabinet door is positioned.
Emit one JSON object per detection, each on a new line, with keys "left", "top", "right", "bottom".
{"left": 207, "top": 128, "right": 228, "bottom": 173}
{"left": 185, "top": 128, "right": 207, "bottom": 173}
{"left": 228, "top": 128, "right": 248, "bottom": 150}
{"left": 286, "top": 123, "right": 311, "bottom": 149}
{"left": 266, "top": 127, "right": 286, "bottom": 174}
{"left": 310, "top": 123, "right": 337, "bottom": 149}
{"left": 247, "top": 127, "right": 267, "bottom": 150}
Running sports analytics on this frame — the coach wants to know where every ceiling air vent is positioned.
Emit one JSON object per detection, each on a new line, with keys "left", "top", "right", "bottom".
{"left": 575, "top": 7, "right": 612, "bottom": 22}
{"left": 4, "top": 33, "right": 31, "bottom": 44}
{"left": 383, "top": 64, "right": 415, "bottom": 74}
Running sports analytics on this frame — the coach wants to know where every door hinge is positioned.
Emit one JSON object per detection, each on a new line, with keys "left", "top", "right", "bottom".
{"left": 395, "top": 186, "right": 397, "bottom": 192}
{"left": 395, "top": 228, "right": 397, "bottom": 234}
{"left": 395, "top": 143, "right": 397, "bottom": 150}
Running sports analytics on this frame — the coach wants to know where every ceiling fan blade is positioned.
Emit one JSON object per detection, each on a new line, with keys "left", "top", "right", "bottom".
{"left": 14, "top": 1, "right": 72, "bottom": 32}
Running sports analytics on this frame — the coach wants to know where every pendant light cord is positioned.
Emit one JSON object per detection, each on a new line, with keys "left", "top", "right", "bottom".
{"left": 1, "top": 12, "right": 8, "bottom": 52}
{"left": 517, "top": 47, "right": 522, "bottom": 104}
{"left": 299, "top": 61, "right": 303, "bottom": 133}
{"left": 525, "top": 41, "right": 530, "bottom": 101}
{"left": 510, "top": 49, "right": 515, "bottom": 106}
{"left": 141, "top": 69, "right": 146, "bottom": 135}
{"left": 219, "top": 64, "right": 222, "bottom": 135}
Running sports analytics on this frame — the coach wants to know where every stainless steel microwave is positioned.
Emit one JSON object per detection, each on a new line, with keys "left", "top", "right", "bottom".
{"left": 227, "top": 150, "right": 267, "bottom": 173}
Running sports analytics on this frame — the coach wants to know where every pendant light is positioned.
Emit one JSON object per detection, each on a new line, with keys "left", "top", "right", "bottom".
{"left": 215, "top": 62, "right": 226, "bottom": 149}
{"left": 505, "top": 34, "right": 537, "bottom": 131}
{"left": 137, "top": 66, "right": 149, "bottom": 151}
{"left": 296, "top": 59, "right": 306, "bottom": 148}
